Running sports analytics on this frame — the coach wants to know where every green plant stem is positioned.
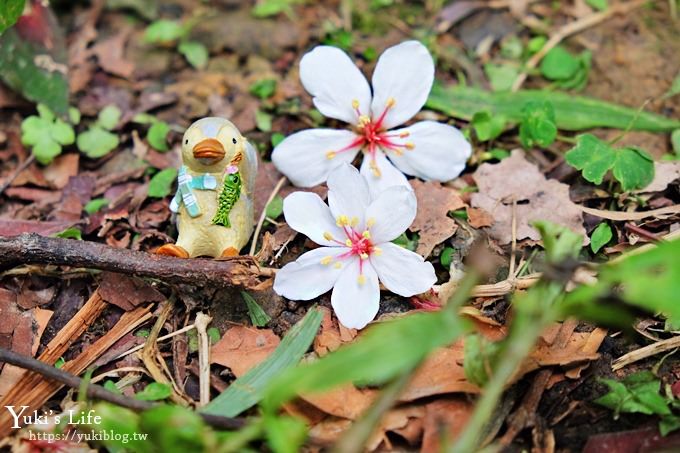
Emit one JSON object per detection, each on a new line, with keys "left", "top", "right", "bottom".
{"left": 218, "top": 418, "right": 263, "bottom": 453}
{"left": 556, "top": 134, "right": 576, "bottom": 144}
{"left": 332, "top": 369, "right": 415, "bottom": 453}
{"left": 449, "top": 282, "right": 564, "bottom": 453}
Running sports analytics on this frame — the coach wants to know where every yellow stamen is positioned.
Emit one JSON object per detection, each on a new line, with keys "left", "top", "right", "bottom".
{"left": 352, "top": 99, "right": 360, "bottom": 109}
{"left": 359, "top": 252, "right": 369, "bottom": 260}
{"left": 362, "top": 230, "right": 371, "bottom": 239}
{"left": 350, "top": 217, "right": 359, "bottom": 228}
{"left": 357, "top": 274, "right": 366, "bottom": 285}
{"left": 373, "top": 246, "right": 382, "bottom": 256}
{"left": 326, "top": 151, "right": 336, "bottom": 160}
{"left": 366, "top": 218, "right": 376, "bottom": 228}
{"left": 399, "top": 131, "right": 410, "bottom": 138}
{"left": 336, "top": 215, "right": 349, "bottom": 227}
{"left": 345, "top": 239, "right": 353, "bottom": 247}
{"left": 386, "top": 97, "right": 396, "bottom": 108}
{"left": 323, "top": 231, "right": 335, "bottom": 241}
{"left": 370, "top": 161, "right": 381, "bottom": 178}
{"left": 405, "top": 142, "right": 415, "bottom": 150}
{"left": 320, "top": 256, "right": 333, "bottom": 265}
{"left": 334, "top": 262, "right": 342, "bottom": 269}
{"left": 392, "top": 148, "right": 403, "bottom": 156}
{"left": 358, "top": 115, "right": 371, "bottom": 126}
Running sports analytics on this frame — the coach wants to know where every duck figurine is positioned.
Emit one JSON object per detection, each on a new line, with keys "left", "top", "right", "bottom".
{"left": 156, "top": 117, "right": 258, "bottom": 258}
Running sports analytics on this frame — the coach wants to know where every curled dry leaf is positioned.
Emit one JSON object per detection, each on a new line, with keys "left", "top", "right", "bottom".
{"left": 638, "top": 161, "right": 680, "bottom": 193}
{"left": 409, "top": 180, "right": 466, "bottom": 257}
{"left": 466, "top": 206, "right": 494, "bottom": 228}
{"left": 210, "top": 326, "right": 280, "bottom": 377}
{"left": 471, "top": 150, "right": 587, "bottom": 245}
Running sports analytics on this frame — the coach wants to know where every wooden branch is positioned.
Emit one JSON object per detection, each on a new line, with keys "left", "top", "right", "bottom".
{"left": 0, "top": 347, "right": 245, "bottom": 431}
{"left": 0, "top": 233, "right": 273, "bottom": 289}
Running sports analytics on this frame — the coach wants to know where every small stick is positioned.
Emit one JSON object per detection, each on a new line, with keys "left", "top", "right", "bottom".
{"left": 511, "top": 0, "right": 649, "bottom": 91}
{"left": 0, "top": 154, "right": 35, "bottom": 196}
{"left": 113, "top": 324, "right": 196, "bottom": 360}
{"left": 0, "top": 233, "right": 275, "bottom": 289}
{"left": 612, "top": 335, "right": 680, "bottom": 371}
{"left": 0, "top": 347, "right": 244, "bottom": 430}
{"left": 194, "top": 312, "right": 213, "bottom": 407}
{"left": 249, "top": 176, "right": 287, "bottom": 256}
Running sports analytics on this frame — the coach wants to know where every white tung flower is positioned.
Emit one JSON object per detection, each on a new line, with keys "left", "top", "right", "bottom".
{"left": 273, "top": 164, "right": 437, "bottom": 329}
{"left": 272, "top": 40, "right": 472, "bottom": 197}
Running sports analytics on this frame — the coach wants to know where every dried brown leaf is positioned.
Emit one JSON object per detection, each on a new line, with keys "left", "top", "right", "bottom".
{"left": 210, "top": 326, "right": 280, "bottom": 377}
{"left": 409, "top": 180, "right": 466, "bottom": 257}
{"left": 471, "top": 151, "right": 586, "bottom": 245}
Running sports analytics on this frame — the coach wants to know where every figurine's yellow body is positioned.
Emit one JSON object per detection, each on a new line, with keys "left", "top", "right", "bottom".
{"left": 156, "top": 117, "right": 257, "bottom": 258}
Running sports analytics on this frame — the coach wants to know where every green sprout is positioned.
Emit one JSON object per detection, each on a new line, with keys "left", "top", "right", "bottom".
{"left": 21, "top": 104, "right": 75, "bottom": 165}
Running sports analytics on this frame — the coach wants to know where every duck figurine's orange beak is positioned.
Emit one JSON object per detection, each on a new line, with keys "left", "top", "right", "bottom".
{"left": 193, "top": 138, "right": 225, "bottom": 161}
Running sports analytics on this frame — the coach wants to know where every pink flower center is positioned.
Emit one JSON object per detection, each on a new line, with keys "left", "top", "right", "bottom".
{"left": 325, "top": 99, "right": 415, "bottom": 177}
{"left": 321, "top": 216, "right": 382, "bottom": 285}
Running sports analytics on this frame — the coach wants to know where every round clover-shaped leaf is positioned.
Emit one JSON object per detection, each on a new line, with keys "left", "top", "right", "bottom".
{"left": 77, "top": 127, "right": 120, "bottom": 158}
{"left": 147, "top": 121, "right": 170, "bottom": 152}
{"left": 97, "top": 105, "right": 121, "bottom": 130}
{"left": 33, "top": 135, "right": 62, "bottom": 165}
{"left": 50, "top": 119, "right": 75, "bottom": 145}
{"left": 612, "top": 147, "right": 655, "bottom": 192}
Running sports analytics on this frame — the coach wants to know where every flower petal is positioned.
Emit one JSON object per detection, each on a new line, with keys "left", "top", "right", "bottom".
{"left": 327, "top": 163, "right": 371, "bottom": 228}
{"left": 388, "top": 121, "right": 472, "bottom": 181}
{"left": 370, "top": 242, "right": 436, "bottom": 296}
{"left": 370, "top": 41, "right": 434, "bottom": 129}
{"left": 360, "top": 150, "right": 410, "bottom": 199}
{"left": 300, "top": 46, "right": 372, "bottom": 125}
{"left": 331, "top": 257, "right": 380, "bottom": 329}
{"left": 283, "top": 192, "right": 345, "bottom": 246}
{"left": 274, "top": 247, "right": 348, "bottom": 301}
{"left": 272, "top": 128, "right": 361, "bottom": 187}
{"left": 365, "top": 186, "right": 417, "bottom": 243}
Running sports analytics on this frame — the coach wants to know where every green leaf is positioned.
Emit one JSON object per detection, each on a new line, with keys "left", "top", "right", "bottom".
{"left": 97, "top": 105, "right": 121, "bottom": 130}
{"left": 252, "top": 0, "right": 297, "bottom": 18}
{"left": 265, "top": 195, "right": 284, "bottom": 219}
{"left": 426, "top": 84, "right": 680, "bottom": 132}
{"left": 32, "top": 135, "right": 62, "bottom": 165}
{"left": 471, "top": 111, "right": 506, "bottom": 142}
{"left": 242, "top": 291, "right": 271, "bottom": 327}
{"left": 135, "top": 382, "right": 172, "bottom": 401}
{"left": 202, "top": 306, "right": 324, "bottom": 417}
{"left": 519, "top": 101, "right": 557, "bottom": 148}
{"left": 77, "top": 127, "right": 119, "bottom": 158}
{"left": 50, "top": 119, "right": 75, "bottom": 145}
{"left": 264, "top": 414, "right": 307, "bottom": 453}
{"left": 147, "top": 168, "right": 177, "bottom": 198}
{"left": 271, "top": 132, "right": 285, "bottom": 147}
{"left": 586, "top": 0, "right": 608, "bottom": 11}
{"left": 262, "top": 306, "right": 471, "bottom": 411}
{"left": 250, "top": 79, "right": 277, "bottom": 99}
{"left": 596, "top": 371, "right": 671, "bottom": 418}
{"left": 463, "top": 333, "right": 501, "bottom": 387}
{"left": 483, "top": 63, "right": 519, "bottom": 92}
{"left": 527, "top": 36, "right": 547, "bottom": 54}
{"left": 255, "top": 109, "right": 273, "bottom": 132}
{"left": 612, "top": 147, "right": 655, "bottom": 191}
{"left": 54, "top": 227, "right": 82, "bottom": 240}
{"left": 565, "top": 134, "right": 616, "bottom": 184}
{"left": 178, "top": 40, "right": 208, "bottom": 69}
{"left": 0, "top": 0, "right": 25, "bottom": 35}
{"left": 139, "top": 405, "right": 209, "bottom": 452}
{"left": 0, "top": 27, "right": 69, "bottom": 115}
{"left": 602, "top": 239, "right": 680, "bottom": 323}
{"left": 147, "top": 121, "right": 170, "bottom": 152}
{"left": 207, "top": 327, "right": 220, "bottom": 345}
{"left": 84, "top": 198, "right": 109, "bottom": 214}
{"left": 91, "top": 403, "right": 150, "bottom": 453}
{"left": 133, "top": 112, "right": 157, "bottom": 124}
{"left": 540, "top": 46, "right": 580, "bottom": 81}
{"left": 103, "top": 380, "right": 122, "bottom": 395}
{"left": 672, "top": 130, "right": 680, "bottom": 156}
{"left": 660, "top": 415, "right": 680, "bottom": 436}
{"left": 590, "top": 223, "right": 613, "bottom": 253}
{"left": 439, "top": 247, "right": 454, "bottom": 268}
{"left": 144, "top": 19, "right": 185, "bottom": 43}
{"left": 68, "top": 107, "right": 81, "bottom": 125}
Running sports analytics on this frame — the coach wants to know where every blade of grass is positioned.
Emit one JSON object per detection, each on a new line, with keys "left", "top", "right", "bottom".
{"left": 241, "top": 291, "right": 271, "bottom": 327}
{"left": 201, "top": 306, "right": 323, "bottom": 417}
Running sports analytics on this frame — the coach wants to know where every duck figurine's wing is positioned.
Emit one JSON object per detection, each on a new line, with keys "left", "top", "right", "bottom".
{"left": 244, "top": 140, "right": 259, "bottom": 194}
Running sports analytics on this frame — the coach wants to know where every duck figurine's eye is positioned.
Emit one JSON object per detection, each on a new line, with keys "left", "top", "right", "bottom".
{"left": 185, "top": 139, "right": 189, "bottom": 144}
{"left": 232, "top": 138, "right": 237, "bottom": 144}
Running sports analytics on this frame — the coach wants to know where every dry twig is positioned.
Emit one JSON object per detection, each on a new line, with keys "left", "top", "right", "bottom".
{"left": 194, "top": 312, "right": 213, "bottom": 407}
{"left": 0, "top": 233, "right": 274, "bottom": 289}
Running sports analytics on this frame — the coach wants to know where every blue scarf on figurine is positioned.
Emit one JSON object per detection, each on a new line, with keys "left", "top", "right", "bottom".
{"left": 169, "top": 165, "right": 217, "bottom": 217}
